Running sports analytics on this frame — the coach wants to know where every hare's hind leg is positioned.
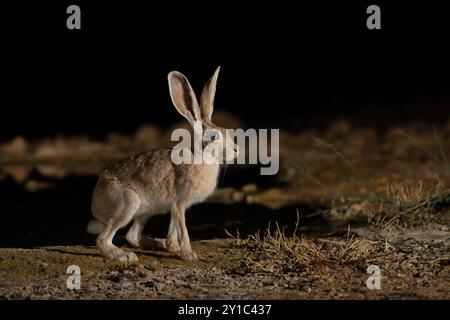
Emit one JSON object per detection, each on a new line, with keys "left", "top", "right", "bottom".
{"left": 96, "top": 189, "right": 140, "bottom": 265}
{"left": 97, "top": 218, "right": 139, "bottom": 265}
{"left": 126, "top": 214, "right": 166, "bottom": 250}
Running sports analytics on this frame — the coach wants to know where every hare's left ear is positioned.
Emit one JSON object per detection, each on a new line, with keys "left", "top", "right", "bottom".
{"left": 168, "top": 71, "right": 202, "bottom": 127}
{"left": 200, "top": 66, "right": 221, "bottom": 121}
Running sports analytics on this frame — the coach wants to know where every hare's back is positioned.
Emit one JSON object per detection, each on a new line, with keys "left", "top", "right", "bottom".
{"left": 101, "top": 149, "right": 176, "bottom": 194}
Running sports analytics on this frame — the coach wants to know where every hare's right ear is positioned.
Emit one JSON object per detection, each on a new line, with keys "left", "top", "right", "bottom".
{"left": 168, "top": 71, "right": 201, "bottom": 127}
{"left": 200, "top": 66, "right": 220, "bottom": 121}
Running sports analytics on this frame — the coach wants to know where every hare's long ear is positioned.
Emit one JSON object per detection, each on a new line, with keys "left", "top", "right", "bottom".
{"left": 200, "top": 66, "right": 220, "bottom": 121}
{"left": 168, "top": 71, "right": 201, "bottom": 127}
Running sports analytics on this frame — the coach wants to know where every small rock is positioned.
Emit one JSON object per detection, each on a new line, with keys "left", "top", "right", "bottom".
{"left": 38, "top": 262, "right": 48, "bottom": 272}
{"left": 145, "top": 261, "right": 161, "bottom": 272}
{"left": 232, "top": 191, "right": 245, "bottom": 202}
{"left": 241, "top": 184, "right": 258, "bottom": 194}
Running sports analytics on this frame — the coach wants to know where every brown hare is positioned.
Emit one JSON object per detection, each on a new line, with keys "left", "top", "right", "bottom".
{"left": 88, "top": 67, "right": 238, "bottom": 265}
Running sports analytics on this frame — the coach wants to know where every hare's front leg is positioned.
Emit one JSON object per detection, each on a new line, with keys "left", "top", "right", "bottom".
{"left": 171, "top": 204, "right": 198, "bottom": 261}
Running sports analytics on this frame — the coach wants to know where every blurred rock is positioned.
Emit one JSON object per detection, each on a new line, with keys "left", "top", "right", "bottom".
{"left": 34, "top": 136, "right": 120, "bottom": 161}
{"left": 1, "top": 165, "right": 31, "bottom": 184}
{"left": 208, "top": 187, "right": 245, "bottom": 204}
{"left": 134, "top": 125, "right": 161, "bottom": 149}
{"left": 25, "top": 180, "right": 56, "bottom": 192}
{"left": 241, "top": 183, "right": 258, "bottom": 194}
{"left": 36, "top": 164, "right": 68, "bottom": 179}
{"left": 246, "top": 188, "right": 302, "bottom": 209}
{"left": 34, "top": 143, "right": 60, "bottom": 159}
{"left": 0, "top": 136, "right": 28, "bottom": 158}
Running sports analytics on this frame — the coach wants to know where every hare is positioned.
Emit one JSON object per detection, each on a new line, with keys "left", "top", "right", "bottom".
{"left": 88, "top": 67, "right": 238, "bottom": 265}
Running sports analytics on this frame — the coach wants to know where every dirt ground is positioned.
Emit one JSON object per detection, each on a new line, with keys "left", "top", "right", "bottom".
{"left": 0, "top": 227, "right": 448, "bottom": 299}
{"left": 1, "top": 115, "right": 450, "bottom": 299}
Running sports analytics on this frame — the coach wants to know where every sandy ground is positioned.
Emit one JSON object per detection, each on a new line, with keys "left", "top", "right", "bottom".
{"left": 0, "top": 222, "right": 448, "bottom": 300}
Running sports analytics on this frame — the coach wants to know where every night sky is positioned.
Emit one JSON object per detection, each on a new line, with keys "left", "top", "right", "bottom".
{"left": 1, "top": 1, "right": 449, "bottom": 140}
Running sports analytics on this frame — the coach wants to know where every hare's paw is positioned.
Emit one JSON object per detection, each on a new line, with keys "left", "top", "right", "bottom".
{"left": 180, "top": 250, "right": 198, "bottom": 262}
{"left": 119, "top": 251, "right": 139, "bottom": 265}
{"left": 114, "top": 251, "right": 139, "bottom": 266}
{"left": 166, "top": 239, "right": 180, "bottom": 254}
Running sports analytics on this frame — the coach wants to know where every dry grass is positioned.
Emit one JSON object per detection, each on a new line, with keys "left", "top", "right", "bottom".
{"left": 321, "top": 180, "right": 450, "bottom": 229}
{"left": 365, "top": 180, "right": 450, "bottom": 227}
{"left": 228, "top": 213, "right": 380, "bottom": 275}
{"left": 387, "top": 180, "right": 445, "bottom": 205}
{"left": 229, "top": 178, "right": 449, "bottom": 277}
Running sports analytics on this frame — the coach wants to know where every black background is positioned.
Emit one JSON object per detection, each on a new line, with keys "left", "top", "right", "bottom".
{"left": 2, "top": 300, "right": 446, "bottom": 318}
{"left": 1, "top": 1, "right": 449, "bottom": 141}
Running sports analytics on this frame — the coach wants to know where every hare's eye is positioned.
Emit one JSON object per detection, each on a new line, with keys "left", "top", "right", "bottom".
{"left": 206, "top": 130, "right": 220, "bottom": 142}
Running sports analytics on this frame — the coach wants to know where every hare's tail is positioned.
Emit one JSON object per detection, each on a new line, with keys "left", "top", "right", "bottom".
{"left": 87, "top": 219, "right": 105, "bottom": 234}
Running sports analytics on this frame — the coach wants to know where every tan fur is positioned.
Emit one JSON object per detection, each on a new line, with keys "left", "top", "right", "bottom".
{"left": 90, "top": 67, "right": 238, "bottom": 265}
